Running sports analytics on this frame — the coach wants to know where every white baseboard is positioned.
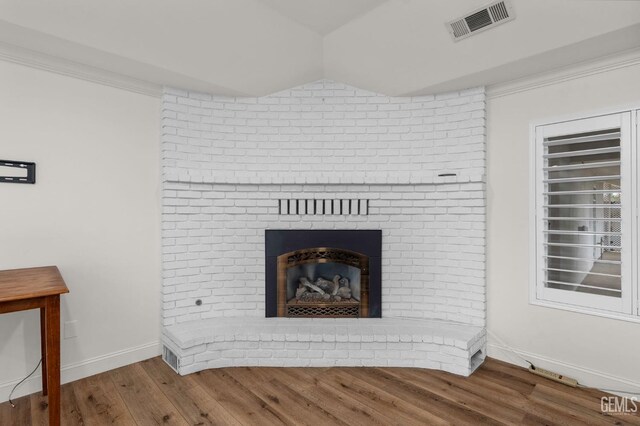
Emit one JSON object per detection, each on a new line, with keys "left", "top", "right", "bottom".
{"left": 487, "top": 342, "right": 640, "bottom": 397}
{"left": 0, "top": 341, "right": 160, "bottom": 403}
{"left": 4, "top": 339, "right": 638, "bottom": 402}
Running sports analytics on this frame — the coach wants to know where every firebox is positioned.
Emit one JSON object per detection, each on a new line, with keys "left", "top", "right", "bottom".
{"left": 278, "top": 247, "right": 369, "bottom": 317}
{"left": 265, "top": 230, "right": 382, "bottom": 318}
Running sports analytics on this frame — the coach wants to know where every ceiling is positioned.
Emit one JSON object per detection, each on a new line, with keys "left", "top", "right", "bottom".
{"left": 0, "top": 0, "right": 639, "bottom": 96}
{"left": 256, "top": 0, "right": 386, "bottom": 35}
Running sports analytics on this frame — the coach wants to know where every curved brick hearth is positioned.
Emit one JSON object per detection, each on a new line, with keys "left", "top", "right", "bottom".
{"left": 162, "top": 318, "right": 486, "bottom": 377}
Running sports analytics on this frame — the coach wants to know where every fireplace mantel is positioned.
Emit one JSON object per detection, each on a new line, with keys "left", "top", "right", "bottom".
{"left": 163, "top": 170, "right": 485, "bottom": 186}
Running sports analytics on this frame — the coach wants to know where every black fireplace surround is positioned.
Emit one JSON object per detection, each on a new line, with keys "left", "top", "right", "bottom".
{"left": 265, "top": 230, "right": 382, "bottom": 318}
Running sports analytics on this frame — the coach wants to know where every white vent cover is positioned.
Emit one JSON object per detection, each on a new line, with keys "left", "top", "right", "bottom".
{"left": 447, "top": 1, "right": 515, "bottom": 41}
{"left": 162, "top": 345, "right": 179, "bottom": 372}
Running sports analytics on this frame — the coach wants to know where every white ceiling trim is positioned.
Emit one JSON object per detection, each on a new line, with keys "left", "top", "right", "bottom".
{"left": 2, "top": 35, "right": 640, "bottom": 102}
{"left": 0, "top": 40, "right": 162, "bottom": 98}
{"left": 486, "top": 47, "right": 640, "bottom": 100}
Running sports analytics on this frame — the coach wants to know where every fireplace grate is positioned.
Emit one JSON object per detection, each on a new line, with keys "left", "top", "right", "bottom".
{"left": 287, "top": 304, "right": 360, "bottom": 318}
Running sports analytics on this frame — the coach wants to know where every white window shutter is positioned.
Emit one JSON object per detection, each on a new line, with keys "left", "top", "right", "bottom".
{"left": 533, "top": 112, "right": 633, "bottom": 314}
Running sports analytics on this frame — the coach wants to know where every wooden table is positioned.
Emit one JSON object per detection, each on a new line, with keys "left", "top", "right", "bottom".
{"left": 0, "top": 266, "right": 69, "bottom": 426}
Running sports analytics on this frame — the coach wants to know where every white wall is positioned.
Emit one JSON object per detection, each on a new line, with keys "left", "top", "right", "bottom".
{"left": 0, "top": 60, "right": 161, "bottom": 401}
{"left": 487, "top": 54, "right": 640, "bottom": 392}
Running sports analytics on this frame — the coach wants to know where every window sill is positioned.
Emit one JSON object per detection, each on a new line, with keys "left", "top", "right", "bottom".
{"left": 530, "top": 298, "right": 640, "bottom": 324}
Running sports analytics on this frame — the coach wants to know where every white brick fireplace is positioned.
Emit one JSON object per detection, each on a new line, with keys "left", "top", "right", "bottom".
{"left": 160, "top": 80, "right": 487, "bottom": 376}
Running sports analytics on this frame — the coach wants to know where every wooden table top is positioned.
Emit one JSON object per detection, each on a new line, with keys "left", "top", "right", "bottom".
{"left": 0, "top": 266, "right": 69, "bottom": 303}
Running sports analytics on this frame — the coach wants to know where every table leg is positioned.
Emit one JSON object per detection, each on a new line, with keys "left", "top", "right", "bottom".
{"left": 40, "top": 307, "right": 48, "bottom": 396}
{"left": 45, "top": 296, "right": 61, "bottom": 426}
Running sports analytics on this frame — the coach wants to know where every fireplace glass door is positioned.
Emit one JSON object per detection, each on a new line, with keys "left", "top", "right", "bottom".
{"left": 277, "top": 248, "right": 369, "bottom": 318}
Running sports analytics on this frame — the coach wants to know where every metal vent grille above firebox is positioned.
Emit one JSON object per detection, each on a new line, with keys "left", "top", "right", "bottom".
{"left": 447, "top": 0, "right": 514, "bottom": 41}
{"left": 279, "top": 199, "right": 369, "bottom": 216}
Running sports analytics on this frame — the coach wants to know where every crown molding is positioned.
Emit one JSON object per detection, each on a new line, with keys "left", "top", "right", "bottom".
{"left": 2, "top": 34, "right": 639, "bottom": 102}
{"left": 487, "top": 47, "right": 640, "bottom": 100}
{"left": 0, "top": 40, "right": 162, "bottom": 98}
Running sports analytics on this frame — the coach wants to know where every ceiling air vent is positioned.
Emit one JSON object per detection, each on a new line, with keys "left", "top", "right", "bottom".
{"left": 447, "top": 1, "right": 515, "bottom": 42}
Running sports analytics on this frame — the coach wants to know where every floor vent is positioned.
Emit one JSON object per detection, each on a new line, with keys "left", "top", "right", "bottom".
{"left": 447, "top": 1, "right": 515, "bottom": 42}
{"left": 162, "top": 345, "right": 179, "bottom": 373}
{"left": 470, "top": 348, "right": 485, "bottom": 371}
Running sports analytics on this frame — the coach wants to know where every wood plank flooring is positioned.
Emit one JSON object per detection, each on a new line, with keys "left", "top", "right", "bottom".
{"left": 1, "top": 357, "right": 638, "bottom": 425}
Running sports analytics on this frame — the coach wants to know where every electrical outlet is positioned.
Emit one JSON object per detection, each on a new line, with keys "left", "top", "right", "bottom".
{"left": 64, "top": 320, "right": 78, "bottom": 339}
{"left": 529, "top": 366, "right": 578, "bottom": 387}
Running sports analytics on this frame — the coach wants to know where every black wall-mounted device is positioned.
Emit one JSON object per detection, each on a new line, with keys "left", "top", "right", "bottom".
{"left": 0, "top": 160, "right": 36, "bottom": 184}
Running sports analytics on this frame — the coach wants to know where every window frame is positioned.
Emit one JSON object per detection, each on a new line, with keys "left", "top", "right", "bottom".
{"left": 529, "top": 106, "right": 639, "bottom": 321}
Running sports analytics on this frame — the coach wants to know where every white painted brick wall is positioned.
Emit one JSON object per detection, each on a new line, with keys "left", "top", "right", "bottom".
{"left": 162, "top": 182, "right": 486, "bottom": 326}
{"left": 162, "top": 80, "right": 485, "bottom": 184}
{"left": 161, "top": 80, "right": 487, "bottom": 332}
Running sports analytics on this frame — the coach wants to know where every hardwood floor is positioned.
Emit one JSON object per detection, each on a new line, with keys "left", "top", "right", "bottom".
{"left": 1, "top": 357, "right": 638, "bottom": 425}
